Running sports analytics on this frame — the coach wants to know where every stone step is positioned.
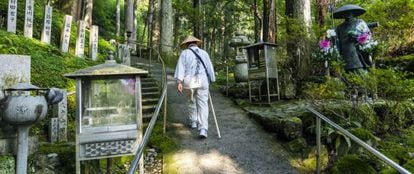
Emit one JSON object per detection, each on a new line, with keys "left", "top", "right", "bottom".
{"left": 142, "top": 104, "right": 157, "bottom": 113}
{"left": 142, "top": 86, "right": 159, "bottom": 93}
{"left": 142, "top": 98, "right": 159, "bottom": 105}
{"left": 142, "top": 91, "right": 159, "bottom": 98}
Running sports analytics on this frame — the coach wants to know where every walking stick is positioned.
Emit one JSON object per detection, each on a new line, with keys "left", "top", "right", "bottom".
{"left": 208, "top": 93, "right": 221, "bottom": 138}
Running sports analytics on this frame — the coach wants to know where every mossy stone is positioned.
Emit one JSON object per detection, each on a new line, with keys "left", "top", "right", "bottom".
{"left": 332, "top": 155, "right": 376, "bottom": 174}
{"left": 286, "top": 137, "right": 307, "bottom": 153}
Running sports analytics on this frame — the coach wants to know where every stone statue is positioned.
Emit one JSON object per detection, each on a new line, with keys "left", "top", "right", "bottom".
{"left": 334, "top": 4, "right": 372, "bottom": 72}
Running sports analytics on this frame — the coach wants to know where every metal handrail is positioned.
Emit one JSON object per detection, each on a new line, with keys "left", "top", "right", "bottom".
{"left": 127, "top": 47, "right": 168, "bottom": 174}
{"left": 306, "top": 107, "right": 411, "bottom": 174}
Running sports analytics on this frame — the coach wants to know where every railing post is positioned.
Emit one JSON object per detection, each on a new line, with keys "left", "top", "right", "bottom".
{"left": 163, "top": 92, "right": 167, "bottom": 134}
{"left": 316, "top": 117, "right": 321, "bottom": 174}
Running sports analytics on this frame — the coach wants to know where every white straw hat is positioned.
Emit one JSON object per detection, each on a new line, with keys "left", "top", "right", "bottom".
{"left": 180, "top": 36, "right": 203, "bottom": 48}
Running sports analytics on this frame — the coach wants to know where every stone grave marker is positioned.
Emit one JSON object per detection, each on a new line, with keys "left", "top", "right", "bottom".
{"left": 75, "top": 20, "right": 86, "bottom": 57}
{"left": 24, "top": 0, "right": 34, "bottom": 38}
{"left": 60, "top": 15, "right": 72, "bottom": 53}
{"left": 52, "top": 90, "right": 68, "bottom": 142}
{"left": 49, "top": 118, "right": 58, "bottom": 143}
{"left": 118, "top": 44, "right": 131, "bottom": 65}
{"left": 89, "top": 25, "right": 99, "bottom": 61}
{"left": 7, "top": 0, "right": 17, "bottom": 33}
{"left": 41, "top": 5, "right": 52, "bottom": 44}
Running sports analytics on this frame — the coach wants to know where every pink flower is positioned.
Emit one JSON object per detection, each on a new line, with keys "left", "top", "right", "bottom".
{"left": 319, "top": 40, "right": 330, "bottom": 49}
{"left": 319, "top": 39, "right": 330, "bottom": 52}
{"left": 357, "top": 33, "right": 370, "bottom": 44}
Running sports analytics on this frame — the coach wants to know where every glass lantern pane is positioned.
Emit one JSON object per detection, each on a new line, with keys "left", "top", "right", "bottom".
{"left": 81, "top": 78, "right": 137, "bottom": 131}
{"left": 265, "top": 46, "right": 278, "bottom": 78}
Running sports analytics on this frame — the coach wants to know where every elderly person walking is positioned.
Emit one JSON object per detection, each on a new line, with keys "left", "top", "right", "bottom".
{"left": 174, "top": 36, "right": 215, "bottom": 138}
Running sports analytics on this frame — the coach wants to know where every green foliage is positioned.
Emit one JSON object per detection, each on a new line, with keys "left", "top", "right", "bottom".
{"left": 93, "top": 0, "right": 124, "bottom": 39}
{"left": 148, "top": 120, "right": 178, "bottom": 155}
{"left": 345, "top": 68, "right": 414, "bottom": 101}
{"left": 331, "top": 154, "right": 376, "bottom": 174}
{"left": 0, "top": 0, "right": 114, "bottom": 59}
{"left": 0, "top": 156, "right": 15, "bottom": 174}
{"left": 303, "top": 77, "right": 346, "bottom": 100}
{"left": 377, "top": 55, "right": 414, "bottom": 73}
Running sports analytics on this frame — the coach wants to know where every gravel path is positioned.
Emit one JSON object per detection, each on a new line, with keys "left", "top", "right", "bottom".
{"left": 134, "top": 57, "right": 297, "bottom": 174}
{"left": 165, "top": 74, "right": 298, "bottom": 174}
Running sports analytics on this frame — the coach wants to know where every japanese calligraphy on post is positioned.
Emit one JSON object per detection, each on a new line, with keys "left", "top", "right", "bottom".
{"left": 75, "top": 20, "right": 86, "bottom": 57}
{"left": 89, "top": 25, "right": 99, "bottom": 61}
{"left": 7, "top": 0, "right": 17, "bottom": 33}
{"left": 60, "top": 15, "right": 72, "bottom": 53}
{"left": 24, "top": 0, "right": 34, "bottom": 38}
{"left": 41, "top": 5, "right": 53, "bottom": 44}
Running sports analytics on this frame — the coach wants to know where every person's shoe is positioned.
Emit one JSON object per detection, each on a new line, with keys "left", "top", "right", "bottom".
{"left": 199, "top": 129, "right": 208, "bottom": 139}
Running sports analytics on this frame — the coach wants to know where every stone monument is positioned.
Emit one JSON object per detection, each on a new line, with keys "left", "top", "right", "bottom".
{"left": 7, "top": 0, "right": 17, "bottom": 33}
{"left": 41, "top": 4, "right": 53, "bottom": 44}
{"left": 61, "top": 15, "right": 72, "bottom": 53}
{"left": 75, "top": 20, "right": 86, "bottom": 57}
{"left": 89, "top": 25, "right": 99, "bottom": 61}
{"left": 24, "top": 0, "right": 34, "bottom": 38}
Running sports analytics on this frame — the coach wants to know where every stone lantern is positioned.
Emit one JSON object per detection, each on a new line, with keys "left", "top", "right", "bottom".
{"left": 0, "top": 83, "right": 62, "bottom": 174}
{"left": 64, "top": 56, "right": 147, "bottom": 173}
{"left": 229, "top": 31, "right": 252, "bottom": 83}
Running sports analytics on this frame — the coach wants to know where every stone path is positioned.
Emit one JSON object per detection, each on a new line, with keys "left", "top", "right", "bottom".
{"left": 135, "top": 57, "right": 297, "bottom": 173}
{"left": 165, "top": 74, "right": 298, "bottom": 174}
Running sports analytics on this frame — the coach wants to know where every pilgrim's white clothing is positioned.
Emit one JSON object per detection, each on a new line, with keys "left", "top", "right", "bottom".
{"left": 174, "top": 46, "right": 215, "bottom": 131}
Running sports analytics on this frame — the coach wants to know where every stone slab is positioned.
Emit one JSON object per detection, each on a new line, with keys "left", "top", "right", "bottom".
{"left": 7, "top": 0, "right": 17, "bottom": 33}
{"left": 0, "top": 54, "right": 31, "bottom": 90}
{"left": 52, "top": 90, "right": 67, "bottom": 142}
{"left": 60, "top": 15, "right": 72, "bottom": 53}
{"left": 24, "top": 0, "right": 34, "bottom": 38}
{"left": 75, "top": 20, "right": 86, "bottom": 57}
{"left": 89, "top": 25, "right": 99, "bottom": 60}
{"left": 49, "top": 118, "right": 58, "bottom": 143}
{"left": 41, "top": 5, "right": 52, "bottom": 44}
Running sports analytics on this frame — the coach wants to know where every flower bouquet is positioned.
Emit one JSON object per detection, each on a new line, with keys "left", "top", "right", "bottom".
{"left": 313, "top": 29, "right": 341, "bottom": 63}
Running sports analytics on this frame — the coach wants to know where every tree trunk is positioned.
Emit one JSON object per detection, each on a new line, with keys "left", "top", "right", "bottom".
{"left": 192, "top": 0, "right": 201, "bottom": 38}
{"left": 269, "top": 0, "right": 277, "bottom": 43}
{"left": 285, "top": 0, "right": 312, "bottom": 95}
{"left": 317, "top": 0, "right": 327, "bottom": 28}
{"left": 252, "top": 0, "right": 261, "bottom": 42}
{"left": 116, "top": 0, "right": 120, "bottom": 37}
{"left": 263, "top": 0, "right": 269, "bottom": 42}
{"left": 147, "top": 0, "right": 155, "bottom": 48}
{"left": 84, "top": 0, "right": 93, "bottom": 27}
{"left": 131, "top": 0, "right": 138, "bottom": 51}
{"left": 125, "top": 0, "right": 134, "bottom": 42}
{"left": 160, "top": 0, "right": 173, "bottom": 58}
{"left": 71, "top": 0, "right": 83, "bottom": 21}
